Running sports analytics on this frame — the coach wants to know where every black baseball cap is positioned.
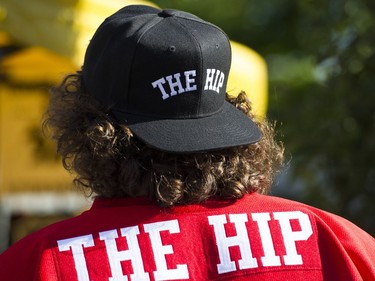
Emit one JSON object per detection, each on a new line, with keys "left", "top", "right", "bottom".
{"left": 82, "top": 5, "right": 261, "bottom": 153}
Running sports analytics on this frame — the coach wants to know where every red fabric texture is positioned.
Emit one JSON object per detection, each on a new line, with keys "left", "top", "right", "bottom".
{"left": 0, "top": 193, "right": 374, "bottom": 281}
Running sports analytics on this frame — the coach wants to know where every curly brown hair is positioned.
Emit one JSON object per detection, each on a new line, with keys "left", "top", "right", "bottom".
{"left": 44, "top": 72, "right": 284, "bottom": 207}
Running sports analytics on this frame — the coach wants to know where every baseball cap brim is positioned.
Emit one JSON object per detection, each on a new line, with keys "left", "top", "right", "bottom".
{"left": 113, "top": 101, "right": 261, "bottom": 153}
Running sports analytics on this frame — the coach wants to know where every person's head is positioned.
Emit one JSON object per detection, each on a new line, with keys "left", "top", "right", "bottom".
{"left": 44, "top": 5, "right": 284, "bottom": 206}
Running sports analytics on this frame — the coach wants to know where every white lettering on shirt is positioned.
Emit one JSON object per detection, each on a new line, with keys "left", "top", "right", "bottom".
{"left": 57, "top": 211, "right": 314, "bottom": 280}
{"left": 251, "top": 213, "right": 281, "bottom": 266}
{"left": 57, "top": 234, "right": 95, "bottom": 281}
{"left": 99, "top": 227, "right": 149, "bottom": 281}
{"left": 208, "top": 214, "right": 257, "bottom": 274}
{"left": 144, "top": 220, "right": 189, "bottom": 280}
{"left": 273, "top": 211, "right": 313, "bottom": 265}
{"left": 208, "top": 211, "right": 313, "bottom": 274}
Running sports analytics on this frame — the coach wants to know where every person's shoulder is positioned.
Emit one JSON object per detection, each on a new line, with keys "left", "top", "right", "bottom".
{"left": 1, "top": 209, "right": 90, "bottom": 258}
{"left": 244, "top": 193, "right": 374, "bottom": 240}
{"left": 0, "top": 213, "right": 88, "bottom": 280}
{"left": 239, "top": 192, "right": 322, "bottom": 212}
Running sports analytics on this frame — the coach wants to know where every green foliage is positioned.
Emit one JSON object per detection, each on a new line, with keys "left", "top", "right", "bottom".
{"left": 153, "top": 0, "right": 375, "bottom": 234}
{"left": 266, "top": 0, "right": 375, "bottom": 235}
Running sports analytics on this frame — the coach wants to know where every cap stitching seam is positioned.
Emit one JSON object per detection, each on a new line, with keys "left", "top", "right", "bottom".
{"left": 126, "top": 16, "right": 164, "bottom": 109}
{"left": 171, "top": 17, "right": 203, "bottom": 116}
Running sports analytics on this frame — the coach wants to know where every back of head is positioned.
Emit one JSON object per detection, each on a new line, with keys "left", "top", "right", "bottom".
{"left": 44, "top": 5, "right": 284, "bottom": 206}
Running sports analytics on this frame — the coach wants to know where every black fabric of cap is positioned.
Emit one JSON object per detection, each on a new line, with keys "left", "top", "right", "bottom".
{"left": 83, "top": 5, "right": 261, "bottom": 153}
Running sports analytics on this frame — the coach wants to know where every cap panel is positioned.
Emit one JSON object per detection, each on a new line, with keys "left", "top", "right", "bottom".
{"left": 175, "top": 18, "right": 231, "bottom": 117}
{"left": 83, "top": 9, "right": 160, "bottom": 110}
{"left": 127, "top": 17, "right": 203, "bottom": 118}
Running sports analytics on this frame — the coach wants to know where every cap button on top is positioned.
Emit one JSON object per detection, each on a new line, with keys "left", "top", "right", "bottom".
{"left": 159, "top": 9, "right": 179, "bottom": 17}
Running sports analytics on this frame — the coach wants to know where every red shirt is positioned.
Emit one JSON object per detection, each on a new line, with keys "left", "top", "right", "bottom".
{"left": 0, "top": 193, "right": 374, "bottom": 280}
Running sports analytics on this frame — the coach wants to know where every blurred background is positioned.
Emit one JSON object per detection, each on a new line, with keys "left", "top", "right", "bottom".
{"left": 0, "top": 0, "right": 374, "bottom": 252}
